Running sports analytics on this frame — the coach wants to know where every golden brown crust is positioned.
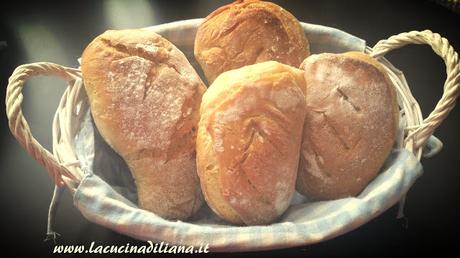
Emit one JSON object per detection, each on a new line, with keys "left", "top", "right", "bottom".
{"left": 194, "top": 0, "right": 310, "bottom": 84}
{"left": 81, "top": 29, "right": 206, "bottom": 220}
{"left": 197, "top": 61, "right": 306, "bottom": 225}
{"left": 297, "top": 52, "right": 399, "bottom": 200}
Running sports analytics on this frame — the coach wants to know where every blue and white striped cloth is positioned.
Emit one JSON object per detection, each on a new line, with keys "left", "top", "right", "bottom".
{"left": 72, "top": 20, "right": 441, "bottom": 251}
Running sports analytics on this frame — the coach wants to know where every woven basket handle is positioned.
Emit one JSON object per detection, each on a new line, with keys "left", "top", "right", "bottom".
{"left": 370, "top": 30, "right": 460, "bottom": 149}
{"left": 5, "top": 62, "right": 82, "bottom": 187}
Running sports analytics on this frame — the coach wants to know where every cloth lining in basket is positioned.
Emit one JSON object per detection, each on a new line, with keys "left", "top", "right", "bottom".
{"left": 48, "top": 20, "right": 443, "bottom": 251}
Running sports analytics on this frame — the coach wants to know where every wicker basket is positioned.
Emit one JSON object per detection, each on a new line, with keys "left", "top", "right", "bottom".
{"left": 5, "top": 20, "right": 460, "bottom": 251}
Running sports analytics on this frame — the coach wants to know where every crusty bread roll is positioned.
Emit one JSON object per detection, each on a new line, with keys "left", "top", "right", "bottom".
{"left": 81, "top": 29, "right": 206, "bottom": 220}
{"left": 194, "top": 0, "right": 310, "bottom": 84}
{"left": 297, "top": 52, "right": 399, "bottom": 200}
{"left": 197, "top": 61, "right": 306, "bottom": 225}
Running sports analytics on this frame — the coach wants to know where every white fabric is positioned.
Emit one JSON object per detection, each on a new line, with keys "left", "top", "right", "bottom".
{"left": 71, "top": 19, "right": 440, "bottom": 251}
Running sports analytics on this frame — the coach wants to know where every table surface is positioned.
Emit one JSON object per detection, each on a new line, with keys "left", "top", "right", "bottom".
{"left": 1, "top": 0, "right": 459, "bottom": 257}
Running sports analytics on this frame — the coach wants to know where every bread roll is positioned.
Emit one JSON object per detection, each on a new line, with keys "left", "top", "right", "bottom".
{"left": 297, "top": 52, "right": 399, "bottom": 200}
{"left": 197, "top": 61, "right": 306, "bottom": 225}
{"left": 81, "top": 29, "right": 206, "bottom": 220}
{"left": 194, "top": 0, "right": 310, "bottom": 84}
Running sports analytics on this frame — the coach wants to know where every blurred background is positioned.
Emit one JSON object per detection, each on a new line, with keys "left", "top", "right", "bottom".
{"left": 0, "top": 0, "right": 459, "bottom": 257}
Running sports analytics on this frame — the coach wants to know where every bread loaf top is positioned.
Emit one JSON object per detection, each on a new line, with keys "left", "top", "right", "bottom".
{"left": 297, "top": 52, "right": 399, "bottom": 200}
{"left": 197, "top": 61, "right": 306, "bottom": 225}
{"left": 81, "top": 29, "right": 206, "bottom": 161}
{"left": 81, "top": 29, "right": 206, "bottom": 220}
{"left": 194, "top": 0, "right": 309, "bottom": 83}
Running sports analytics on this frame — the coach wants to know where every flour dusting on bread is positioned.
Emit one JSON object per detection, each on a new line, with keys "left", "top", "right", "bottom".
{"left": 81, "top": 29, "right": 206, "bottom": 220}
{"left": 297, "top": 52, "right": 398, "bottom": 200}
{"left": 197, "top": 61, "right": 306, "bottom": 225}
